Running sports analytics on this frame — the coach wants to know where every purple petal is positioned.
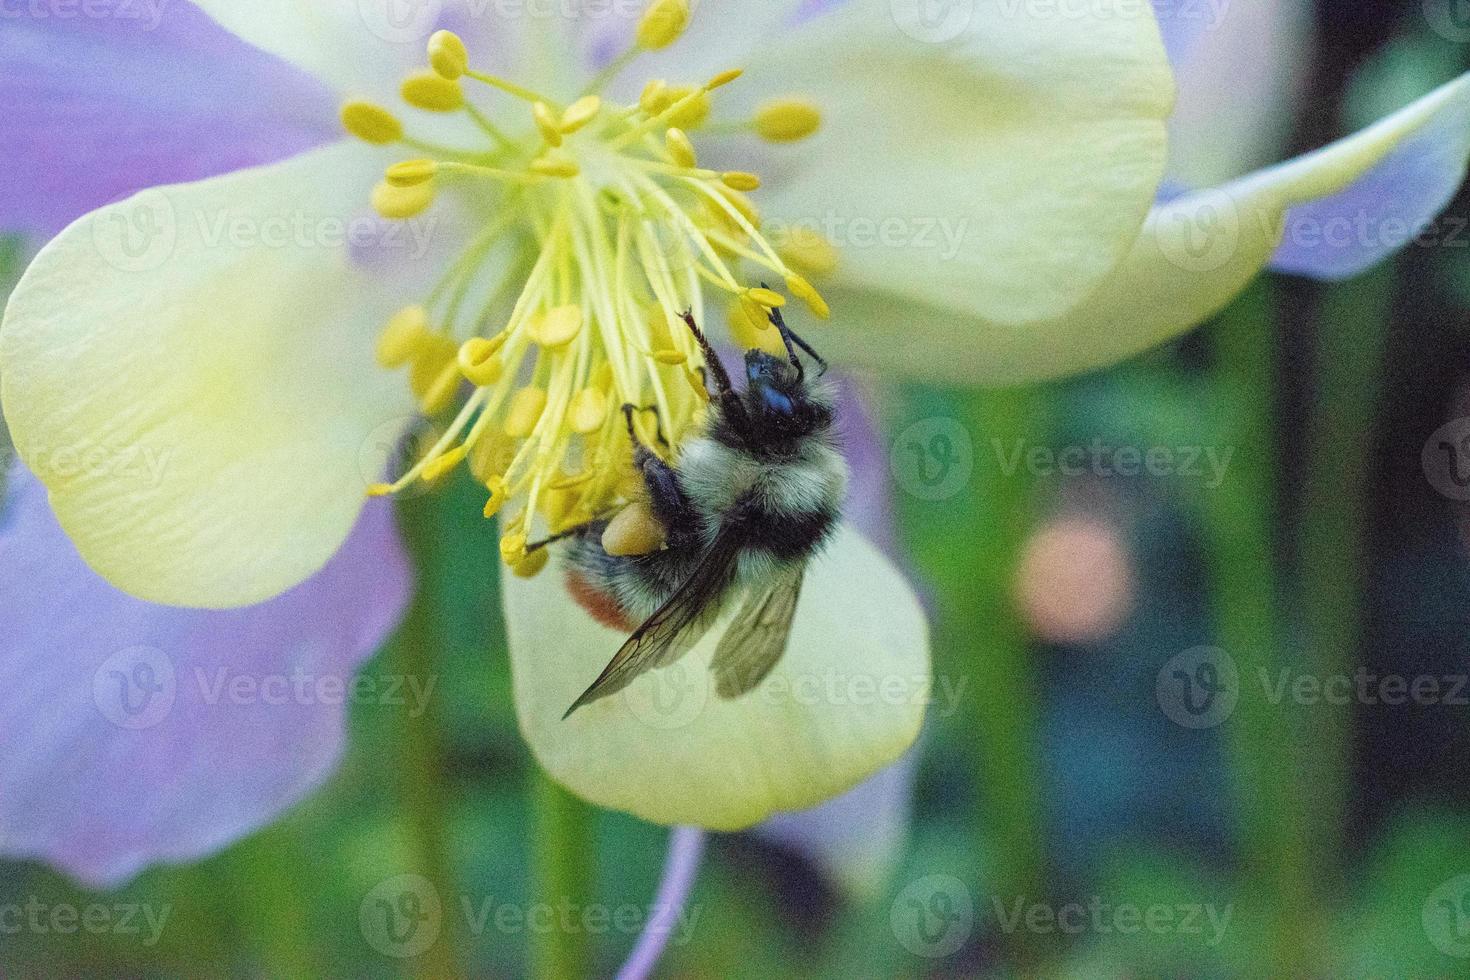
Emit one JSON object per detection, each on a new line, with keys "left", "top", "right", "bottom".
{"left": 0, "top": 2, "right": 338, "bottom": 236}
{"left": 616, "top": 827, "right": 706, "bottom": 980}
{"left": 835, "top": 377, "right": 898, "bottom": 558}
{"left": 1268, "top": 100, "right": 1470, "bottom": 279}
{"left": 1151, "top": 0, "right": 1213, "bottom": 66}
{"left": 0, "top": 464, "right": 411, "bottom": 888}
{"left": 759, "top": 747, "right": 919, "bottom": 898}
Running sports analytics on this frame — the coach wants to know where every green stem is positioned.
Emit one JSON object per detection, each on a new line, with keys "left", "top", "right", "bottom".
{"left": 1297, "top": 266, "right": 1393, "bottom": 892}
{"left": 397, "top": 497, "right": 466, "bottom": 980}
{"left": 531, "top": 775, "right": 598, "bottom": 980}
{"left": 963, "top": 386, "right": 1048, "bottom": 929}
{"left": 1198, "top": 281, "right": 1314, "bottom": 973}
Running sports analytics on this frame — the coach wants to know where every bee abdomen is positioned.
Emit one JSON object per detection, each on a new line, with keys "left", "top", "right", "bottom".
{"left": 726, "top": 499, "right": 839, "bottom": 563}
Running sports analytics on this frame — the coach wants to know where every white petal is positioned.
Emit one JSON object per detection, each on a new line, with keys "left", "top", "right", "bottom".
{"left": 744, "top": 0, "right": 1174, "bottom": 325}
{"left": 814, "top": 73, "right": 1470, "bottom": 385}
{"left": 0, "top": 142, "right": 416, "bottom": 607}
{"left": 506, "top": 524, "right": 929, "bottom": 830}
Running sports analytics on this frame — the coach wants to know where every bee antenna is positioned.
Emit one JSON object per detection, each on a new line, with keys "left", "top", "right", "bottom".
{"left": 761, "top": 285, "right": 828, "bottom": 379}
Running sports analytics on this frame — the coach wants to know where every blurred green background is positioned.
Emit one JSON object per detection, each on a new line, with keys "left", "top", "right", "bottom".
{"left": 10, "top": 4, "right": 1470, "bottom": 978}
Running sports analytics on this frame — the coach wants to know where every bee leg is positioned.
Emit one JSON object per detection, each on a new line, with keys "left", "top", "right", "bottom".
{"left": 764, "top": 293, "right": 829, "bottom": 377}
{"left": 621, "top": 404, "right": 699, "bottom": 542}
{"left": 622, "top": 402, "right": 670, "bottom": 451}
{"left": 525, "top": 525, "right": 593, "bottom": 554}
{"left": 679, "top": 310, "right": 752, "bottom": 436}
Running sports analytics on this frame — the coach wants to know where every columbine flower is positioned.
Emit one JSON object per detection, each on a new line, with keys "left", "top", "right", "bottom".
{"left": 4, "top": 0, "right": 1470, "bottom": 880}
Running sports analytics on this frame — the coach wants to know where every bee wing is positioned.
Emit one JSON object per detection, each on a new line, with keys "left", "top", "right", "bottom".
{"left": 710, "top": 563, "right": 807, "bottom": 699}
{"left": 563, "top": 529, "right": 741, "bottom": 718}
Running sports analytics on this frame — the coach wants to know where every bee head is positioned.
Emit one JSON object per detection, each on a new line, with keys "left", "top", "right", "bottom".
{"left": 741, "top": 348, "right": 833, "bottom": 445}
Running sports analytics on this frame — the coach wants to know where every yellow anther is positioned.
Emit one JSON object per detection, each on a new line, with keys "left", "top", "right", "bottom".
{"left": 561, "top": 96, "right": 602, "bottom": 134}
{"left": 505, "top": 386, "right": 548, "bottom": 438}
{"left": 428, "top": 30, "right": 469, "bottom": 80}
{"left": 367, "top": 483, "right": 395, "bottom": 498}
{"left": 653, "top": 349, "right": 688, "bottom": 366}
{"left": 471, "top": 436, "right": 511, "bottom": 485}
{"left": 591, "top": 362, "right": 615, "bottom": 391}
{"left": 532, "top": 305, "right": 584, "bottom": 349}
{"left": 570, "top": 387, "right": 609, "bottom": 434}
{"left": 745, "top": 286, "right": 786, "bottom": 309}
{"left": 372, "top": 180, "right": 436, "bottom": 219}
{"left": 482, "top": 476, "right": 509, "bottom": 518}
{"left": 722, "top": 172, "right": 761, "bottom": 192}
{"left": 685, "top": 364, "right": 711, "bottom": 401}
{"left": 728, "top": 296, "right": 786, "bottom": 357}
{"left": 640, "top": 79, "right": 670, "bottom": 115}
{"left": 419, "top": 363, "right": 461, "bottom": 415}
{"left": 402, "top": 72, "right": 465, "bottom": 112}
{"left": 666, "top": 86, "right": 711, "bottom": 128}
{"left": 530, "top": 154, "right": 580, "bottom": 178}
{"left": 421, "top": 444, "right": 469, "bottom": 483}
{"left": 637, "top": 0, "right": 690, "bottom": 50}
{"left": 665, "top": 128, "right": 698, "bottom": 169}
{"left": 386, "top": 159, "right": 438, "bottom": 187}
{"left": 458, "top": 336, "right": 505, "bottom": 386}
{"left": 754, "top": 98, "right": 822, "bottom": 142}
{"left": 377, "top": 305, "right": 431, "bottom": 368}
{"left": 533, "top": 101, "right": 563, "bottom": 147}
{"left": 707, "top": 68, "right": 744, "bottom": 90}
{"left": 786, "top": 274, "right": 831, "bottom": 320}
{"left": 341, "top": 101, "right": 403, "bottom": 145}
{"left": 500, "top": 531, "right": 528, "bottom": 564}
{"left": 543, "top": 482, "right": 579, "bottom": 528}
{"left": 603, "top": 501, "right": 669, "bottom": 556}
{"left": 511, "top": 547, "right": 551, "bottom": 578}
{"left": 777, "top": 226, "right": 840, "bottom": 277}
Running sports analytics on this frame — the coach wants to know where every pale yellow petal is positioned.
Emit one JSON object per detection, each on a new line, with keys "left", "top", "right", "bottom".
{"left": 817, "top": 74, "right": 1470, "bottom": 385}
{"left": 748, "top": 0, "right": 1174, "bottom": 325}
{"left": 0, "top": 143, "right": 415, "bottom": 607}
{"left": 506, "top": 525, "right": 929, "bottom": 829}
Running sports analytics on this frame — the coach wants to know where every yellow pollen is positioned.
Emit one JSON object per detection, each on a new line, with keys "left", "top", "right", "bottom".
{"left": 786, "top": 274, "right": 831, "bottom": 320}
{"left": 721, "top": 172, "right": 761, "bottom": 192}
{"left": 754, "top": 98, "right": 822, "bottom": 142}
{"left": 385, "top": 159, "right": 438, "bottom": 187}
{"left": 377, "top": 306, "right": 430, "bottom": 368}
{"left": 728, "top": 296, "right": 787, "bottom": 357}
{"left": 402, "top": 72, "right": 465, "bottom": 112}
{"left": 421, "top": 444, "right": 469, "bottom": 483}
{"left": 561, "top": 96, "right": 603, "bottom": 134}
{"left": 745, "top": 286, "right": 787, "bottom": 309}
{"left": 428, "top": 30, "right": 469, "bottom": 80}
{"left": 531, "top": 305, "right": 584, "bottom": 349}
{"left": 776, "top": 227, "right": 841, "bottom": 277}
{"left": 341, "top": 101, "right": 402, "bottom": 145}
{"left": 505, "top": 387, "right": 548, "bottom": 438}
{"left": 665, "top": 128, "right": 698, "bottom": 168}
{"left": 533, "top": 102, "right": 563, "bottom": 146}
{"left": 637, "top": 0, "right": 691, "bottom": 50}
{"left": 362, "top": 11, "right": 831, "bottom": 566}
{"left": 511, "top": 548, "right": 551, "bottom": 578}
{"left": 372, "top": 180, "right": 436, "bottom": 220}
{"left": 640, "top": 79, "right": 670, "bottom": 114}
{"left": 458, "top": 336, "right": 505, "bottom": 386}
